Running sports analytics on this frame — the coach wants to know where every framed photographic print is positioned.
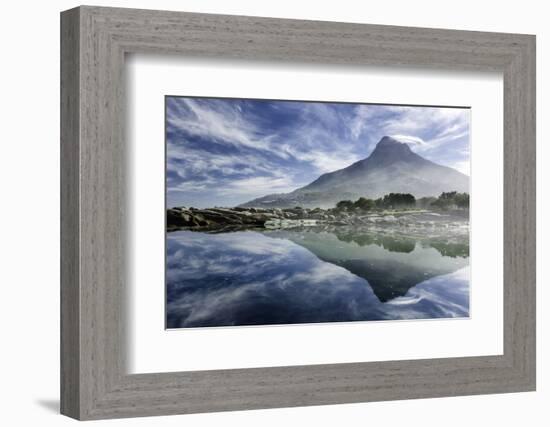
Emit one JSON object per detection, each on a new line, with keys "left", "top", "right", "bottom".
{"left": 61, "top": 6, "right": 536, "bottom": 420}
{"left": 165, "top": 97, "right": 472, "bottom": 329}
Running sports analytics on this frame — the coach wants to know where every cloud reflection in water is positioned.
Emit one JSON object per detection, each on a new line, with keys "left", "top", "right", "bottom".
{"left": 166, "top": 230, "right": 469, "bottom": 328}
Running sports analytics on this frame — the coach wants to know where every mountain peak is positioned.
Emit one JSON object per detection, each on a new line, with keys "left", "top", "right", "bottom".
{"left": 240, "top": 134, "right": 469, "bottom": 208}
{"left": 368, "top": 136, "right": 414, "bottom": 163}
{"left": 377, "top": 135, "right": 402, "bottom": 145}
{"left": 373, "top": 136, "right": 412, "bottom": 152}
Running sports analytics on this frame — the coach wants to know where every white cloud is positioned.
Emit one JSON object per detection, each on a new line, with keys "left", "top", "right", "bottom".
{"left": 390, "top": 134, "right": 426, "bottom": 146}
{"left": 220, "top": 175, "right": 301, "bottom": 197}
{"left": 350, "top": 105, "right": 374, "bottom": 140}
{"left": 167, "top": 98, "right": 286, "bottom": 158}
{"left": 282, "top": 144, "right": 361, "bottom": 173}
{"left": 166, "top": 98, "right": 470, "bottom": 206}
{"left": 380, "top": 106, "right": 469, "bottom": 149}
{"left": 428, "top": 129, "right": 470, "bottom": 148}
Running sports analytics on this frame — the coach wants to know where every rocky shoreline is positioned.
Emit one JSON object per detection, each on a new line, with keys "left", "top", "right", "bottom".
{"left": 167, "top": 206, "right": 469, "bottom": 233}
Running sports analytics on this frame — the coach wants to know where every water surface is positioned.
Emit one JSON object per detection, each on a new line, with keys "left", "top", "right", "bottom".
{"left": 166, "top": 227, "right": 469, "bottom": 328}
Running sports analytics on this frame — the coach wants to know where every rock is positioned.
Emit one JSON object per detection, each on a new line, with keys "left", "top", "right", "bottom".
{"left": 167, "top": 206, "right": 277, "bottom": 231}
{"left": 166, "top": 208, "right": 195, "bottom": 227}
{"left": 166, "top": 205, "right": 463, "bottom": 232}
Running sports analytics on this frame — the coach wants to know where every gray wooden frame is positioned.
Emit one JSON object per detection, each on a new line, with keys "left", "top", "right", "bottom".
{"left": 60, "top": 5, "right": 536, "bottom": 420}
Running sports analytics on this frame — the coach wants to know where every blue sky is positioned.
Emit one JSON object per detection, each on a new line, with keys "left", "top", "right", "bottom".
{"left": 166, "top": 97, "right": 470, "bottom": 208}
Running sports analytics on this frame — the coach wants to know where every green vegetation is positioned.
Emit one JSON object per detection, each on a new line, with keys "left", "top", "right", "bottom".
{"left": 380, "top": 193, "right": 416, "bottom": 208}
{"left": 335, "top": 200, "right": 355, "bottom": 211}
{"left": 354, "top": 197, "right": 376, "bottom": 211}
{"left": 335, "top": 231, "right": 416, "bottom": 253}
{"left": 335, "top": 191, "right": 469, "bottom": 212}
{"left": 335, "top": 231, "right": 468, "bottom": 257}
{"left": 336, "top": 193, "right": 416, "bottom": 212}
{"left": 431, "top": 191, "right": 469, "bottom": 210}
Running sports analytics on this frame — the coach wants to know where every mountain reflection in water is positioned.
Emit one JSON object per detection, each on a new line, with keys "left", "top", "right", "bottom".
{"left": 166, "top": 228, "right": 469, "bottom": 328}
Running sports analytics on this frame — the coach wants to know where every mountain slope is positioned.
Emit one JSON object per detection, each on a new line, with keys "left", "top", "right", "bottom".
{"left": 241, "top": 136, "right": 469, "bottom": 208}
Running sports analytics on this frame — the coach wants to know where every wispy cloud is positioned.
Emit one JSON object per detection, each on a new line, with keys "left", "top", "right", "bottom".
{"left": 166, "top": 98, "right": 470, "bottom": 207}
{"left": 390, "top": 134, "right": 426, "bottom": 146}
{"left": 167, "top": 98, "right": 278, "bottom": 155}
{"left": 220, "top": 175, "right": 301, "bottom": 198}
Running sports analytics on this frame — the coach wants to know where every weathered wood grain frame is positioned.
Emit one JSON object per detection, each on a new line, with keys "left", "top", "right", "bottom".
{"left": 60, "top": 5, "right": 536, "bottom": 420}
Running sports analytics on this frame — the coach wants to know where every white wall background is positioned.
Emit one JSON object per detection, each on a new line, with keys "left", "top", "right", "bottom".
{"left": 0, "top": 0, "right": 546, "bottom": 425}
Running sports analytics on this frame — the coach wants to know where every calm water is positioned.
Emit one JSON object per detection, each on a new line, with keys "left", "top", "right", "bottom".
{"left": 166, "top": 227, "right": 470, "bottom": 328}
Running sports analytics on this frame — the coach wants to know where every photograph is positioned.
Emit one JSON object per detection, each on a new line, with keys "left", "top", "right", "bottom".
{"left": 50, "top": 3, "right": 538, "bottom": 422}
{"left": 165, "top": 96, "right": 471, "bottom": 329}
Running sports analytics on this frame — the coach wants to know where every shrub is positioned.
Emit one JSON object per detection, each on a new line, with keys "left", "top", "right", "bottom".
{"left": 335, "top": 200, "right": 354, "bottom": 211}
{"left": 354, "top": 197, "right": 375, "bottom": 211}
